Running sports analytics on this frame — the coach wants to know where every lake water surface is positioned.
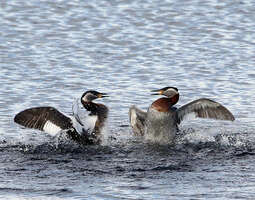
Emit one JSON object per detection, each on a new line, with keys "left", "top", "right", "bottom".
{"left": 1, "top": 0, "right": 255, "bottom": 199}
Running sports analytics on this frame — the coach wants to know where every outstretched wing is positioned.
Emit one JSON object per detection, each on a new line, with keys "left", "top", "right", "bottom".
{"left": 14, "top": 107, "right": 73, "bottom": 136}
{"left": 129, "top": 105, "right": 147, "bottom": 136}
{"left": 176, "top": 98, "right": 235, "bottom": 124}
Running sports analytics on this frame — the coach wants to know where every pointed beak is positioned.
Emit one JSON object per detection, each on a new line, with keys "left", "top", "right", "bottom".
{"left": 97, "top": 93, "right": 109, "bottom": 98}
{"left": 151, "top": 89, "right": 163, "bottom": 95}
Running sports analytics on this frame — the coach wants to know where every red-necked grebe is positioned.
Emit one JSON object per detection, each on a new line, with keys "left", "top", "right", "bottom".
{"left": 129, "top": 87, "right": 235, "bottom": 144}
{"left": 14, "top": 90, "right": 109, "bottom": 145}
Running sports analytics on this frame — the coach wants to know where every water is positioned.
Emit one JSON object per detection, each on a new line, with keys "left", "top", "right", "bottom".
{"left": 1, "top": 0, "right": 255, "bottom": 199}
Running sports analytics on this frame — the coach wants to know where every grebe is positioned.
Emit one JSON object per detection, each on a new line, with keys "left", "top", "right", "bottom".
{"left": 129, "top": 87, "right": 234, "bottom": 144}
{"left": 14, "top": 90, "right": 109, "bottom": 145}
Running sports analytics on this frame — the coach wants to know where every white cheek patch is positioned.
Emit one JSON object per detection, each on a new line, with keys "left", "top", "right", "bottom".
{"left": 167, "top": 88, "right": 177, "bottom": 93}
{"left": 165, "top": 88, "right": 179, "bottom": 98}
{"left": 43, "top": 121, "right": 62, "bottom": 136}
{"left": 82, "top": 96, "right": 87, "bottom": 102}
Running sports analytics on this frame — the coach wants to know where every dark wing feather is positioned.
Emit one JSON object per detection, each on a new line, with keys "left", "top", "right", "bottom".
{"left": 176, "top": 98, "right": 235, "bottom": 124}
{"left": 129, "top": 105, "right": 147, "bottom": 136}
{"left": 14, "top": 106, "right": 104, "bottom": 145}
{"left": 14, "top": 107, "right": 72, "bottom": 131}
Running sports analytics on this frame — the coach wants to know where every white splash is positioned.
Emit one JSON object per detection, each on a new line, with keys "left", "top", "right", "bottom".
{"left": 100, "top": 121, "right": 109, "bottom": 146}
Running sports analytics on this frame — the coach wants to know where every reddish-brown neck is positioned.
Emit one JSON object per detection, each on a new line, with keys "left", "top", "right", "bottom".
{"left": 151, "top": 94, "right": 179, "bottom": 112}
{"left": 170, "top": 93, "right": 179, "bottom": 105}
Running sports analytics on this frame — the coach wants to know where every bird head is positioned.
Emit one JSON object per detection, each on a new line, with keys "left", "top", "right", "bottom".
{"left": 151, "top": 87, "right": 179, "bottom": 98}
{"left": 81, "top": 90, "right": 109, "bottom": 102}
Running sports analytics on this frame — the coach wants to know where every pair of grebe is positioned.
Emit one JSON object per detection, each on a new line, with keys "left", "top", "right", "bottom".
{"left": 14, "top": 87, "right": 235, "bottom": 145}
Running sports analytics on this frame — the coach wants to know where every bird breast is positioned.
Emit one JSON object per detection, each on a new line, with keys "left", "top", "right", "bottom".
{"left": 145, "top": 107, "right": 177, "bottom": 144}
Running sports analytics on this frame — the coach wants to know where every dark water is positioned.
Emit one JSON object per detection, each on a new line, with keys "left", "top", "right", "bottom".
{"left": 1, "top": 0, "right": 255, "bottom": 199}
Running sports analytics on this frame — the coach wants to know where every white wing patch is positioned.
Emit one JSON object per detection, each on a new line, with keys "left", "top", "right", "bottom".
{"left": 70, "top": 114, "right": 98, "bottom": 135}
{"left": 43, "top": 120, "right": 62, "bottom": 136}
{"left": 181, "top": 112, "right": 197, "bottom": 121}
{"left": 129, "top": 108, "right": 137, "bottom": 127}
{"left": 83, "top": 115, "right": 98, "bottom": 131}
{"left": 72, "top": 98, "right": 98, "bottom": 134}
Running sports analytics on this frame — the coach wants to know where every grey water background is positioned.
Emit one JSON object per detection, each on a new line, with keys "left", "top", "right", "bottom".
{"left": 1, "top": 0, "right": 255, "bottom": 199}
